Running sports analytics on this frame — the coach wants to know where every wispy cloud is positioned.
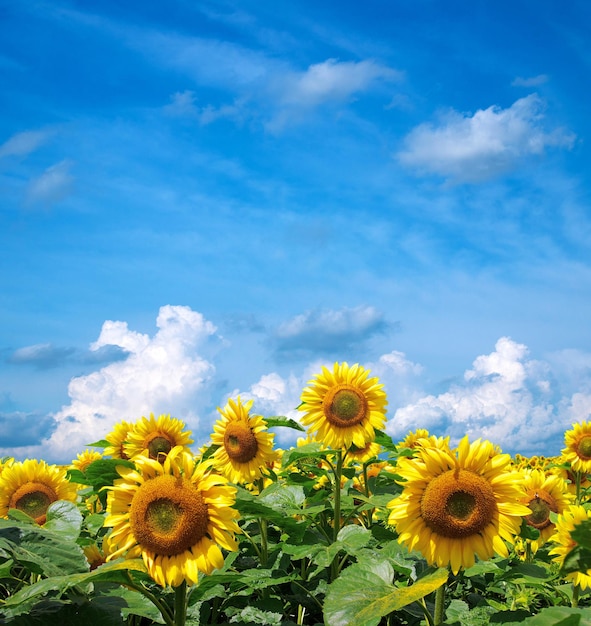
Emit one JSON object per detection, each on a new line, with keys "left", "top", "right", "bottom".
{"left": 512, "top": 74, "right": 549, "bottom": 87}
{"left": 397, "top": 94, "right": 576, "bottom": 182}
{"left": 0, "top": 129, "right": 52, "bottom": 158}
{"left": 0, "top": 411, "right": 56, "bottom": 447}
{"left": 272, "top": 305, "right": 390, "bottom": 359}
{"left": 7, "top": 343, "right": 76, "bottom": 369}
{"left": 26, "top": 159, "right": 74, "bottom": 205}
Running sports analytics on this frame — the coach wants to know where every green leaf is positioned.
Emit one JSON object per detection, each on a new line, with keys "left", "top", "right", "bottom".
{"left": 264, "top": 415, "right": 305, "bottom": 431}
{"left": 3, "top": 559, "right": 148, "bottom": 610}
{"left": 85, "top": 439, "right": 111, "bottom": 448}
{"left": 42, "top": 501, "right": 83, "bottom": 542}
{"left": 570, "top": 518, "right": 591, "bottom": 549}
{"left": 281, "top": 443, "right": 334, "bottom": 468}
{"left": 323, "top": 560, "right": 448, "bottom": 626}
{"left": 373, "top": 429, "right": 398, "bottom": 452}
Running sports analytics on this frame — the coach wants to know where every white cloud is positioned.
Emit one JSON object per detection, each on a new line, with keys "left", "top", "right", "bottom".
{"left": 386, "top": 337, "right": 570, "bottom": 454}
{"left": 26, "top": 160, "right": 74, "bottom": 205}
{"left": 278, "top": 59, "right": 400, "bottom": 108}
{"left": 0, "top": 129, "right": 51, "bottom": 158}
{"left": 512, "top": 74, "right": 549, "bottom": 87}
{"left": 163, "top": 90, "right": 247, "bottom": 126}
{"left": 22, "top": 306, "right": 217, "bottom": 462}
{"left": 397, "top": 94, "right": 576, "bottom": 181}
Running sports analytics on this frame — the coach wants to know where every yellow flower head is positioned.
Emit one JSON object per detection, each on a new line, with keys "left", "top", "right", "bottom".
{"left": 0, "top": 459, "right": 78, "bottom": 525}
{"left": 549, "top": 504, "right": 591, "bottom": 590}
{"left": 562, "top": 421, "right": 591, "bottom": 475}
{"left": 520, "top": 468, "right": 574, "bottom": 549}
{"left": 345, "top": 441, "right": 382, "bottom": 465}
{"left": 299, "top": 362, "right": 387, "bottom": 450}
{"left": 104, "top": 420, "right": 134, "bottom": 459}
{"left": 104, "top": 446, "right": 240, "bottom": 587}
{"left": 71, "top": 449, "right": 104, "bottom": 473}
{"left": 211, "top": 397, "right": 278, "bottom": 484}
{"left": 399, "top": 428, "right": 451, "bottom": 454}
{"left": 387, "top": 435, "right": 531, "bottom": 574}
{"left": 124, "top": 414, "right": 193, "bottom": 462}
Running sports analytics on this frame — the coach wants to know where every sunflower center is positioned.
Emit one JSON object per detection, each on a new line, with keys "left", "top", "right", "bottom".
{"left": 323, "top": 384, "right": 368, "bottom": 428}
{"left": 146, "top": 434, "right": 174, "bottom": 461}
{"left": 421, "top": 468, "right": 497, "bottom": 538}
{"left": 577, "top": 435, "right": 591, "bottom": 460}
{"left": 130, "top": 475, "right": 209, "bottom": 556}
{"left": 525, "top": 489, "right": 557, "bottom": 530}
{"left": 9, "top": 482, "right": 58, "bottom": 525}
{"left": 223, "top": 422, "right": 259, "bottom": 463}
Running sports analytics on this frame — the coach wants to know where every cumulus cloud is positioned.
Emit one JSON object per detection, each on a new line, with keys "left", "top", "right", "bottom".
{"left": 26, "top": 159, "right": 74, "bottom": 205}
{"left": 0, "top": 129, "right": 51, "bottom": 158}
{"left": 272, "top": 305, "right": 390, "bottom": 358}
{"left": 397, "top": 94, "right": 575, "bottom": 181}
{"left": 3, "top": 306, "right": 218, "bottom": 462}
{"left": 385, "top": 336, "right": 583, "bottom": 455}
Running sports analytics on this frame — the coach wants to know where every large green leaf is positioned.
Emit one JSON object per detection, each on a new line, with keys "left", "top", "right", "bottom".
{"left": 324, "top": 560, "right": 448, "bottom": 626}
{"left": 42, "top": 501, "right": 83, "bottom": 542}
{"left": 2, "top": 558, "right": 148, "bottom": 613}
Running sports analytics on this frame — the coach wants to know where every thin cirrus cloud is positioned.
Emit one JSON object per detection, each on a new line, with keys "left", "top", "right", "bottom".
{"left": 0, "top": 129, "right": 52, "bottom": 159}
{"left": 6, "top": 342, "right": 130, "bottom": 369}
{"left": 272, "top": 305, "right": 391, "bottom": 359}
{"left": 397, "top": 94, "right": 576, "bottom": 182}
{"left": 26, "top": 159, "right": 74, "bottom": 205}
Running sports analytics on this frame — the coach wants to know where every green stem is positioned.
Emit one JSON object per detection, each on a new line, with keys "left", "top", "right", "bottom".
{"left": 259, "top": 516, "right": 269, "bottom": 567}
{"left": 575, "top": 470, "right": 582, "bottom": 505}
{"left": 333, "top": 449, "right": 343, "bottom": 543}
{"left": 174, "top": 581, "right": 187, "bottom": 626}
{"left": 125, "top": 575, "right": 174, "bottom": 626}
{"left": 572, "top": 582, "right": 580, "bottom": 608}
{"left": 434, "top": 582, "right": 446, "bottom": 625}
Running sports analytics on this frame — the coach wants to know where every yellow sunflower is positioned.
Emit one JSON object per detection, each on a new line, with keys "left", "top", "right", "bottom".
{"left": 71, "top": 449, "right": 104, "bottom": 473}
{"left": 399, "top": 428, "right": 451, "bottom": 454}
{"left": 0, "top": 459, "right": 78, "bottom": 525}
{"left": 104, "top": 420, "right": 134, "bottom": 459}
{"left": 104, "top": 446, "right": 240, "bottom": 587}
{"left": 387, "top": 435, "right": 531, "bottom": 574}
{"left": 520, "top": 468, "right": 574, "bottom": 549}
{"left": 549, "top": 504, "right": 591, "bottom": 590}
{"left": 345, "top": 441, "right": 382, "bottom": 465}
{"left": 211, "top": 397, "right": 278, "bottom": 484}
{"left": 299, "top": 362, "right": 387, "bottom": 450}
{"left": 562, "top": 421, "right": 591, "bottom": 474}
{"left": 124, "top": 414, "right": 193, "bottom": 462}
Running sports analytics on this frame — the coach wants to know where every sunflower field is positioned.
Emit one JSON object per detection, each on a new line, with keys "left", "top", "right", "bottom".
{"left": 1, "top": 362, "right": 591, "bottom": 626}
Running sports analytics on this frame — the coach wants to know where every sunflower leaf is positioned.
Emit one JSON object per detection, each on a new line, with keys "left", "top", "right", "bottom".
{"left": 263, "top": 416, "right": 305, "bottom": 431}
{"left": 323, "top": 561, "right": 448, "bottom": 626}
{"left": 42, "top": 501, "right": 83, "bottom": 542}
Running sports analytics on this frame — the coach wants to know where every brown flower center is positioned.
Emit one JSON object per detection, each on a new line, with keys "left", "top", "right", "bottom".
{"left": 525, "top": 489, "right": 558, "bottom": 530}
{"left": 145, "top": 433, "right": 174, "bottom": 462}
{"left": 130, "top": 474, "right": 209, "bottom": 556}
{"left": 323, "top": 384, "right": 368, "bottom": 428}
{"left": 9, "top": 482, "right": 58, "bottom": 525}
{"left": 577, "top": 435, "right": 591, "bottom": 460}
{"left": 421, "top": 468, "right": 497, "bottom": 538}
{"left": 223, "top": 422, "right": 259, "bottom": 463}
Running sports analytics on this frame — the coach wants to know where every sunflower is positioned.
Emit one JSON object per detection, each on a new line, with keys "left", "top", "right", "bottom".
{"left": 346, "top": 441, "right": 382, "bottom": 465}
{"left": 124, "top": 414, "right": 193, "bottom": 462}
{"left": 562, "top": 421, "right": 591, "bottom": 475}
{"left": 104, "top": 446, "right": 240, "bottom": 587}
{"left": 549, "top": 504, "right": 591, "bottom": 590}
{"left": 0, "top": 459, "right": 78, "bottom": 525}
{"left": 71, "top": 449, "right": 104, "bottom": 473}
{"left": 520, "top": 468, "right": 573, "bottom": 549}
{"left": 299, "top": 362, "right": 387, "bottom": 450}
{"left": 387, "top": 435, "right": 531, "bottom": 574}
{"left": 104, "top": 420, "right": 134, "bottom": 459}
{"left": 211, "top": 397, "right": 277, "bottom": 485}
{"left": 399, "top": 428, "right": 451, "bottom": 454}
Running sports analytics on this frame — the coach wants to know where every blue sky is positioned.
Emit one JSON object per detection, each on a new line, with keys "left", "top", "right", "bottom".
{"left": 1, "top": 0, "right": 591, "bottom": 463}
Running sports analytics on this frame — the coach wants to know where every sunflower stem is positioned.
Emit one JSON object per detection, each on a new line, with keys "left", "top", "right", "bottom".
{"left": 572, "top": 582, "right": 580, "bottom": 608}
{"left": 125, "top": 576, "right": 174, "bottom": 626}
{"left": 330, "top": 449, "right": 344, "bottom": 581}
{"left": 174, "top": 580, "right": 187, "bottom": 626}
{"left": 434, "top": 581, "right": 446, "bottom": 625}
